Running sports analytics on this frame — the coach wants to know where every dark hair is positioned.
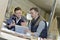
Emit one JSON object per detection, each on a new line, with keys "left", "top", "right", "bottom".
{"left": 14, "top": 7, "right": 22, "bottom": 12}
{"left": 30, "top": 7, "right": 39, "bottom": 12}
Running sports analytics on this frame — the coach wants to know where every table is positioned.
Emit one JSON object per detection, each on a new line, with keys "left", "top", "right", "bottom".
{"left": 0, "top": 28, "right": 29, "bottom": 40}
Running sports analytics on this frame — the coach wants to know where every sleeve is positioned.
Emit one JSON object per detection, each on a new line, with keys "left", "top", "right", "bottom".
{"left": 33, "top": 21, "right": 45, "bottom": 37}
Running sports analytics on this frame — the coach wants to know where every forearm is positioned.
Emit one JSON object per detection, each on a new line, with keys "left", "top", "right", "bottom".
{"left": 9, "top": 23, "right": 15, "bottom": 28}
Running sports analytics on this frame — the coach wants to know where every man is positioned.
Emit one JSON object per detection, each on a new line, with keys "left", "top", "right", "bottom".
{"left": 28, "top": 7, "right": 47, "bottom": 38}
{"left": 6, "top": 7, "right": 27, "bottom": 31}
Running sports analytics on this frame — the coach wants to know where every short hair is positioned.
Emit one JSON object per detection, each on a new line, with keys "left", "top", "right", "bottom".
{"left": 14, "top": 7, "right": 22, "bottom": 12}
{"left": 30, "top": 7, "right": 39, "bottom": 12}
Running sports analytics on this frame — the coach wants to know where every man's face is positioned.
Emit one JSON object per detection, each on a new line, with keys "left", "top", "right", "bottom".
{"left": 30, "top": 10, "right": 38, "bottom": 19}
{"left": 15, "top": 10, "right": 22, "bottom": 18}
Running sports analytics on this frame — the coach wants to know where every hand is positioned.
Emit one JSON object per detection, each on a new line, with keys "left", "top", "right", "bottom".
{"left": 9, "top": 20, "right": 15, "bottom": 28}
{"left": 31, "top": 33, "right": 34, "bottom": 35}
{"left": 25, "top": 29, "right": 34, "bottom": 36}
{"left": 25, "top": 29, "right": 31, "bottom": 33}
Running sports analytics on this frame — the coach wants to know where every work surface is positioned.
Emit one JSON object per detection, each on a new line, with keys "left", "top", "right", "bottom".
{"left": 1, "top": 25, "right": 51, "bottom": 40}
{"left": 0, "top": 28, "right": 29, "bottom": 40}
{"left": 0, "top": 32, "right": 28, "bottom": 40}
{"left": 0, "top": 28, "right": 52, "bottom": 40}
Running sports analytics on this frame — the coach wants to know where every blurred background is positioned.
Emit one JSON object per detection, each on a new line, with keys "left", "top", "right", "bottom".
{"left": 0, "top": 0, "right": 60, "bottom": 40}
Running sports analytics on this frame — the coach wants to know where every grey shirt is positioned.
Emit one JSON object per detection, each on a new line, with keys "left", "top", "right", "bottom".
{"left": 29, "top": 21, "right": 45, "bottom": 37}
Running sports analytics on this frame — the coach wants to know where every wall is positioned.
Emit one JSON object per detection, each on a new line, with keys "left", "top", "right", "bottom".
{"left": 0, "top": 0, "right": 9, "bottom": 30}
{"left": 8, "top": 0, "right": 38, "bottom": 13}
{"left": 6, "top": 0, "right": 49, "bottom": 21}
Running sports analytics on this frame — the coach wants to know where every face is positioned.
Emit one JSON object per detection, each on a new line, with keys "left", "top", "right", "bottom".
{"left": 30, "top": 10, "right": 38, "bottom": 19}
{"left": 21, "top": 22, "right": 27, "bottom": 26}
{"left": 15, "top": 10, "right": 22, "bottom": 18}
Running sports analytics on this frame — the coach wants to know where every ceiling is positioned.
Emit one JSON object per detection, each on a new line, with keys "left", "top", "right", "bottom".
{"left": 29, "top": 0, "right": 60, "bottom": 16}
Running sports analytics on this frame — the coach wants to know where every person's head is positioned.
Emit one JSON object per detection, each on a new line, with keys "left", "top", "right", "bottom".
{"left": 30, "top": 7, "right": 39, "bottom": 19}
{"left": 14, "top": 7, "right": 22, "bottom": 18}
{"left": 21, "top": 19, "right": 27, "bottom": 26}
